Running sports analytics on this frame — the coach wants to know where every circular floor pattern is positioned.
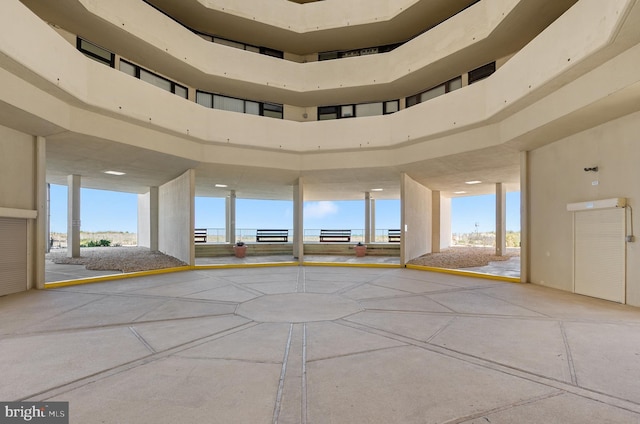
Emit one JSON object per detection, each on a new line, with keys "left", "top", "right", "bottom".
{"left": 236, "top": 293, "right": 363, "bottom": 322}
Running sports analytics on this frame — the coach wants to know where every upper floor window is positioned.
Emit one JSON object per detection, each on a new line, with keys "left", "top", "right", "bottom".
{"left": 468, "top": 62, "right": 496, "bottom": 84}
{"left": 77, "top": 38, "right": 114, "bottom": 67}
{"left": 406, "top": 76, "right": 462, "bottom": 107}
{"left": 318, "top": 43, "right": 400, "bottom": 61}
{"left": 197, "top": 33, "right": 284, "bottom": 59}
{"left": 318, "top": 100, "right": 399, "bottom": 120}
{"left": 196, "top": 91, "right": 283, "bottom": 119}
{"left": 119, "top": 60, "right": 188, "bottom": 98}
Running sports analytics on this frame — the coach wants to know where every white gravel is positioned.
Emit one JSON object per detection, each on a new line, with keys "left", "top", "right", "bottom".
{"left": 407, "top": 246, "right": 519, "bottom": 269}
{"left": 46, "top": 247, "right": 187, "bottom": 273}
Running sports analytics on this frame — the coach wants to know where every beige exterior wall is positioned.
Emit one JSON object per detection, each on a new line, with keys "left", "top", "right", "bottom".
{"left": 19, "top": 0, "right": 539, "bottom": 103}
{"left": 159, "top": 170, "right": 195, "bottom": 265}
{"left": 0, "top": 124, "right": 41, "bottom": 290}
{"left": 0, "top": 125, "right": 36, "bottom": 211}
{"left": 2, "top": 0, "right": 637, "bottom": 170}
{"left": 529, "top": 111, "right": 640, "bottom": 306}
{"left": 401, "top": 173, "right": 432, "bottom": 264}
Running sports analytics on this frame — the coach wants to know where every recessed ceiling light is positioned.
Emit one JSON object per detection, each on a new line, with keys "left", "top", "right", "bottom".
{"left": 370, "top": 188, "right": 383, "bottom": 192}
{"left": 454, "top": 191, "right": 467, "bottom": 194}
{"left": 215, "top": 184, "right": 228, "bottom": 188}
{"left": 465, "top": 180, "right": 482, "bottom": 185}
{"left": 104, "top": 170, "right": 126, "bottom": 176}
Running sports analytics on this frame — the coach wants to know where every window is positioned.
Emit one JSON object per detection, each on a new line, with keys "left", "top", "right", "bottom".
{"left": 205, "top": 34, "right": 283, "bottom": 58}
{"left": 384, "top": 101, "right": 399, "bottom": 114}
{"left": 119, "top": 60, "right": 187, "bottom": 98}
{"left": 196, "top": 90, "right": 282, "bottom": 119}
{"left": 214, "top": 95, "right": 244, "bottom": 113}
{"left": 356, "top": 102, "right": 383, "bottom": 117}
{"left": 406, "top": 76, "right": 462, "bottom": 108}
{"left": 77, "top": 38, "right": 114, "bottom": 67}
{"left": 318, "top": 101, "right": 399, "bottom": 120}
{"left": 341, "top": 105, "right": 354, "bottom": 118}
{"left": 318, "top": 106, "right": 339, "bottom": 120}
{"left": 262, "top": 103, "right": 284, "bottom": 119}
{"left": 245, "top": 101, "right": 260, "bottom": 115}
{"left": 468, "top": 62, "right": 496, "bottom": 84}
{"left": 196, "top": 91, "right": 212, "bottom": 107}
{"left": 318, "top": 43, "right": 401, "bottom": 61}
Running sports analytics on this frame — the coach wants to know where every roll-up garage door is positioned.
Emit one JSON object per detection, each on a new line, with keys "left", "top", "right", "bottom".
{"left": 0, "top": 217, "right": 27, "bottom": 296}
{"left": 574, "top": 208, "right": 626, "bottom": 303}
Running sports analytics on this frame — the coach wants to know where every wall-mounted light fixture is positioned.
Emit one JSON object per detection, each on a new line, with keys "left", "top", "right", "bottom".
{"left": 584, "top": 166, "right": 599, "bottom": 172}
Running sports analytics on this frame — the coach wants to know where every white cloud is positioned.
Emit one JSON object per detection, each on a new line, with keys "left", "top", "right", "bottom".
{"left": 305, "top": 201, "right": 338, "bottom": 219}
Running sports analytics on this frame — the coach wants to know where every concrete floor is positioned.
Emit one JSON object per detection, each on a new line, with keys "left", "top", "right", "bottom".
{"left": 5, "top": 266, "right": 640, "bottom": 423}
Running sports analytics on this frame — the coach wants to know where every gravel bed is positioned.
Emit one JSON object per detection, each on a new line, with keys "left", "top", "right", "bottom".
{"left": 46, "top": 247, "right": 187, "bottom": 273}
{"left": 408, "top": 246, "right": 519, "bottom": 269}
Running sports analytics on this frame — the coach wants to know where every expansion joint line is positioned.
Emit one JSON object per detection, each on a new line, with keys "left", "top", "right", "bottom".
{"left": 302, "top": 323, "right": 308, "bottom": 424}
{"left": 273, "top": 323, "right": 294, "bottom": 424}
{"left": 559, "top": 321, "right": 578, "bottom": 385}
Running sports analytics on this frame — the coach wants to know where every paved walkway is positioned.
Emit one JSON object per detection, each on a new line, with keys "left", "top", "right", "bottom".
{"left": 4, "top": 266, "right": 640, "bottom": 423}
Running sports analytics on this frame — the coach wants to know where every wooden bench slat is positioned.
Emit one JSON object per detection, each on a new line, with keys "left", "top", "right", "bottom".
{"left": 256, "top": 229, "right": 289, "bottom": 242}
{"left": 320, "top": 229, "right": 351, "bottom": 243}
{"left": 388, "top": 229, "right": 401, "bottom": 243}
{"left": 194, "top": 228, "right": 207, "bottom": 243}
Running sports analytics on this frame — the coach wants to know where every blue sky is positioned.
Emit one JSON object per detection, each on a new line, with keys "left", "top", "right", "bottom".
{"left": 49, "top": 184, "right": 520, "bottom": 234}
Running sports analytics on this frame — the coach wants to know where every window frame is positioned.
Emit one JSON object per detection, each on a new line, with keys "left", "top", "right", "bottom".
{"left": 77, "top": 38, "right": 115, "bottom": 68}
{"left": 120, "top": 60, "right": 187, "bottom": 98}
{"left": 468, "top": 62, "right": 496, "bottom": 84}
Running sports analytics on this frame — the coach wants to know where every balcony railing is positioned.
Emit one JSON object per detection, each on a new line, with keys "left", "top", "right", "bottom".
{"left": 196, "top": 228, "right": 400, "bottom": 243}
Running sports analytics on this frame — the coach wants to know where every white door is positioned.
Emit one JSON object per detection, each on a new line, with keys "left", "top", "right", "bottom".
{"left": 574, "top": 208, "right": 626, "bottom": 303}
{"left": 0, "top": 217, "right": 27, "bottom": 296}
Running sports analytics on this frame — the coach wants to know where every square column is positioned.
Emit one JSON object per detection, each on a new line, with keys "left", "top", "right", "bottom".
{"left": 364, "top": 192, "right": 371, "bottom": 244}
{"left": 431, "top": 191, "right": 441, "bottom": 253}
{"left": 35, "top": 136, "right": 46, "bottom": 288}
{"left": 227, "top": 190, "right": 236, "bottom": 245}
{"left": 67, "top": 174, "right": 81, "bottom": 258}
{"left": 293, "top": 179, "right": 304, "bottom": 261}
{"left": 371, "top": 198, "right": 376, "bottom": 243}
{"left": 148, "top": 187, "right": 159, "bottom": 251}
{"left": 520, "top": 151, "right": 529, "bottom": 283}
{"left": 496, "top": 182, "right": 507, "bottom": 256}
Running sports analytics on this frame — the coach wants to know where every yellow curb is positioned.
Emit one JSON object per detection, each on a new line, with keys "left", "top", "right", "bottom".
{"left": 302, "top": 261, "right": 401, "bottom": 269}
{"left": 405, "top": 264, "right": 520, "bottom": 283}
{"left": 44, "top": 266, "right": 193, "bottom": 289}
{"left": 194, "top": 262, "right": 299, "bottom": 269}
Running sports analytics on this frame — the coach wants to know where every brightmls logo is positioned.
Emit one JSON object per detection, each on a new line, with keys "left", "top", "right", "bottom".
{"left": 0, "top": 402, "right": 68, "bottom": 424}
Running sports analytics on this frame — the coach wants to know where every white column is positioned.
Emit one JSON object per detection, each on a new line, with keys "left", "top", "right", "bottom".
{"left": 228, "top": 190, "right": 236, "bottom": 245}
{"left": 67, "top": 174, "right": 81, "bottom": 258}
{"left": 149, "top": 186, "right": 159, "bottom": 251}
{"left": 293, "top": 178, "right": 304, "bottom": 261}
{"left": 364, "top": 192, "right": 371, "bottom": 244}
{"left": 496, "top": 182, "right": 507, "bottom": 256}
{"left": 371, "top": 198, "right": 376, "bottom": 243}
{"left": 520, "top": 151, "right": 529, "bottom": 283}
{"left": 35, "top": 136, "right": 46, "bottom": 289}
{"left": 431, "top": 191, "right": 441, "bottom": 253}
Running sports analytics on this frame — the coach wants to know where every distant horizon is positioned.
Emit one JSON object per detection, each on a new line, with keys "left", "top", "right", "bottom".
{"left": 49, "top": 184, "right": 520, "bottom": 235}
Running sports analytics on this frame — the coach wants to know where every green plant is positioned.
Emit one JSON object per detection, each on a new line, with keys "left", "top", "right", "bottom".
{"left": 85, "top": 239, "right": 111, "bottom": 247}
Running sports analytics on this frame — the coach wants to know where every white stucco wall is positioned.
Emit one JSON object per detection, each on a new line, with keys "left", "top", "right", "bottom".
{"left": 159, "top": 170, "right": 195, "bottom": 265}
{"left": 401, "top": 173, "right": 432, "bottom": 264}
{"left": 137, "top": 192, "right": 151, "bottom": 249}
{"left": 441, "top": 197, "right": 452, "bottom": 249}
{"left": 529, "top": 111, "right": 640, "bottom": 306}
